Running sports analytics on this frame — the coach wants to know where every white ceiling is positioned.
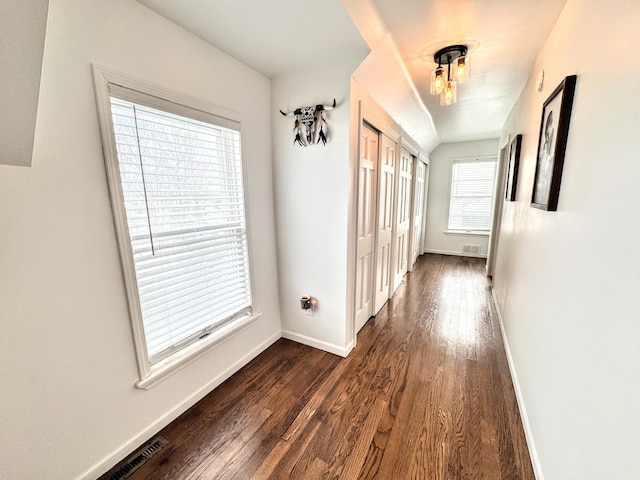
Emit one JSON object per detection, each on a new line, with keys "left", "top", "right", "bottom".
{"left": 136, "top": 0, "right": 567, "bottom": 151}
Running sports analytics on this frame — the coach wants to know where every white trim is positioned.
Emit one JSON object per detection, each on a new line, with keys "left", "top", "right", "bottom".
{"left": 345, "top": 93, "right": 362, "bottom": 353}
{"left": 281, "top": 330, "right": 354, "bottom": 358}
{"left": 499, "top": 135, "right": 512, "bottom": 151}
{"left": 361, "top": 105, "right": 401, "bottom": 143}
{"left": 449, "top": 154, "right": 498, "bottom": 162}
{"left": 443, "top": 230, "right": 489, "bottom": 237}
{"left": 76, "top": 331, "right": 281, "bottom": 480}
{"left": 491, "top": 289, "right": 544, "bottom": 480}
{"left": 400, "top": 136, "right": 420, "bottom": 158}
{"left": 486, "top": 137, "right": 510, "bottom": 277}
{"left": 136, "top": 313, "right": 262, "bottom": 389}
{"left": 423, "top": 248, "right": 487, "bottom": 259}
{"left": 92, "top": 65, "right": 243, "bottom": 123}
{"left": 93, "top": 65, "right": 151, "bottom": 379}
{"left": 419, "top": 159, "right": 430, "bottom": 255}
{"left": 407, "top": 150, "right": 419, "bottom": 272}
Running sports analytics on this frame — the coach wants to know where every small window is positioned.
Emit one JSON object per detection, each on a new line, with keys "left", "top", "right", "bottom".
{"left": 447, "top": 158, "right": 496, "bottom": 232}
{"left": 93, "top": 67, "right": 254, "bottom": 386}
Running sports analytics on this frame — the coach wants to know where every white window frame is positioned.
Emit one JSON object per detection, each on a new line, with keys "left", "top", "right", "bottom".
{"left": 445, "top": 155, "right": 497, "bottom": 236}
{"left": 92, "top": 65, "right": 260, "bottom": 389}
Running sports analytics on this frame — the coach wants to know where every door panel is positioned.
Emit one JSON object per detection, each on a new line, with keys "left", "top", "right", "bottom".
{"left": 410, "top": 160, "right": 427, "bottom": 269}
{"left": 392, "top": 148, "right": 413, "bottom": 291}
{"left": 374, "top": 134, "right": 396, "bottom": 313}
{"left": 355, "top": 123, "right": 379, "bottom": 332}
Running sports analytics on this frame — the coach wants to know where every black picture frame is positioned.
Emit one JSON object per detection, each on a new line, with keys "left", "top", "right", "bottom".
{"left": 531, "top": 75, "right": 577, "bottom": 211}
{"left": 505, "top": 134, "right": 522, "bottom": 201}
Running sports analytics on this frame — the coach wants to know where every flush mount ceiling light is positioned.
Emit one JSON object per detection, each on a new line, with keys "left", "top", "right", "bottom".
{"left": 430, "top": 44, "right": 469, "bottom": 106}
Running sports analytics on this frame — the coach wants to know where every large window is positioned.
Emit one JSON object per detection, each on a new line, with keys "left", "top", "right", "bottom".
{"left": 94, "top": 67, "right": 255, "bottom": 387}
{"left": 447, "top": 158, "right": 496, "bottom": 232}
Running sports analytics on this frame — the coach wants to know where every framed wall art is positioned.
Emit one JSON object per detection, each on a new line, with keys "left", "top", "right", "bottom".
{"left": 531, "top": 74, "right": 577, "bottom": 211}
{"left": 505, "top": 134, "right": 522, "bottom": 201}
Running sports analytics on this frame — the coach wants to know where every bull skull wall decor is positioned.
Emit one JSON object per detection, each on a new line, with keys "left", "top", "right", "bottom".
{"left": 280, "top": 99, "right": 336, "bottom": 146}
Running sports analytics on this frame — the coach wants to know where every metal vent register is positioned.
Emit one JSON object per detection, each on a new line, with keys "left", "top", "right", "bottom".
{"left": 462, "top": 244, "right": 481, "bottom": 255}
{"left": 106, "top": 436, "right": 168, "bottom": 480}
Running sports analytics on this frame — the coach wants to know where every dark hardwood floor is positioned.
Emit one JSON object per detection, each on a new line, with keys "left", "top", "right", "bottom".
{"left": 102, "top": 254, "right": 534, "bottom": 479}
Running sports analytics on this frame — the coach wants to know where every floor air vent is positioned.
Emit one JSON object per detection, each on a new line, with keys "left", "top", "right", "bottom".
{"left": 462, "top": 244, "right": 481, "bottom": 255}
{"left": 106, "top": 436, "right": 168, "bottom": 480}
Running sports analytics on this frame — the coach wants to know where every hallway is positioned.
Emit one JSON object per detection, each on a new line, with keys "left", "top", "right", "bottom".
{"left": 104, "top": 254, "right": 534, "bottom": 479}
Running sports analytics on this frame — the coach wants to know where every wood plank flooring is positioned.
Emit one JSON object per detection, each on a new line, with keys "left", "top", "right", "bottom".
{"left": 102, "top": 254, "right": 534, "bottom": 480}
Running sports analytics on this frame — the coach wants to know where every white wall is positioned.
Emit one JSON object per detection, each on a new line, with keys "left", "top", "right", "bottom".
{"left": 272, "top": 70, "right": 428, "bottom": 356}
{"left": 0, "top": 1, "right": 281, "bottom": 479}
{"left": 424, "top": 139, "right": 499, "bottom": 258}
{"left": 0, "top": 0, "right": 49, "bottom": 166}
{"left": 493, "top": 1, "right": 640, "bottom": 478}
{"left": 272, "top": 57, "right": 365, "bottom": 356}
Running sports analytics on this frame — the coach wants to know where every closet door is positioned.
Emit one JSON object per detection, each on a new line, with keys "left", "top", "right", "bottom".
{"left": 392, "top": 148, "right": 413, "bottom": 291}
{"left": 410, "top": 160, "right": 427, "bottom": 269}
{"left": 355, "top": 123, "right": 379, "bottom": 332}
{"left": 373, "top": 134, "right": 396, "bottom": 313}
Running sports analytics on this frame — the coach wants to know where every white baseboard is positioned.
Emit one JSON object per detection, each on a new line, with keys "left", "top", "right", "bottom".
{"left": 423, "top": 248, "right": 487, "bottom": 259}
{"left": 281, "top": 330, "right": 354, "bottom": 358}
{"left": 491, "top": 289, "right": 544, "bottom": 480}
{"left": 77, "top": 332, "right": 281, "bottom": 480}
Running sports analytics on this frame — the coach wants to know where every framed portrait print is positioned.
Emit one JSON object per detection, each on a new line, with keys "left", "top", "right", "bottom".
{"left": 531, "top": 75, "right": 577, "bottom": 211}
{"left": 505, "top": 134, "right": 522, "bottom": 201}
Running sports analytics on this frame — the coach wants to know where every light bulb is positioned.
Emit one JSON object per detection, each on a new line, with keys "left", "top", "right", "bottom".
{"left": 454, "top": 55, "right": 469, "bottom": 84}
{"left": 440, "top": 80, "right": 457, "bottom": 106}
{"left": 430, "top": 67, "right": 445, "bottom": 95}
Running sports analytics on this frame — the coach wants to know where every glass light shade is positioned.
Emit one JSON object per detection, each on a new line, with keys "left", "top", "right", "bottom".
{"left": 440, "top": 80, "right": 457, "bottom": 106}
{"left": 453, "top": 55, "right": 469, "bottom": 84}
{"left": 430, "top": 67, "right": 445, "bottom": 95}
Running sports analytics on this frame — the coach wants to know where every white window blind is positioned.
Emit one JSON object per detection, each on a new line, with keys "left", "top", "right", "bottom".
{"left": 447, "top": 159, "right": 496, "bottom": 232}
{"left": 109, "top": 96, "right": 252, "bottom": 364}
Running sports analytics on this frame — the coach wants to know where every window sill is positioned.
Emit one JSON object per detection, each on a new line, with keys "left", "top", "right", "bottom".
{"left": 135, "top": 312, "right": 261, "bottom": 390}
{"left": 443, "top": 230, "right": 489, "bottom": 237}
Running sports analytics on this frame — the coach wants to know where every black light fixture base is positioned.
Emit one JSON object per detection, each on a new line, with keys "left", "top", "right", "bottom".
{"left": 434, "top": 44, "right": 468, "bottom": 65}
